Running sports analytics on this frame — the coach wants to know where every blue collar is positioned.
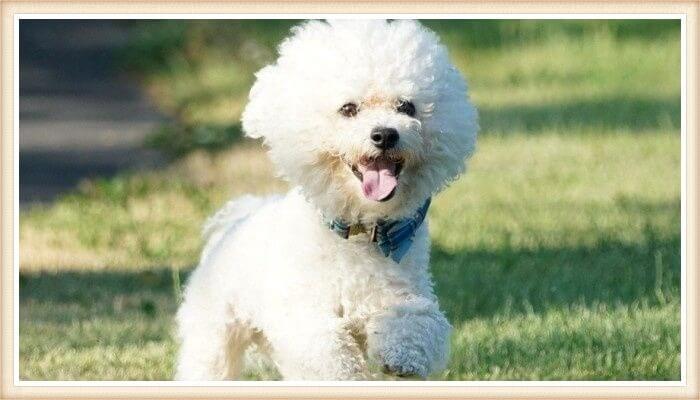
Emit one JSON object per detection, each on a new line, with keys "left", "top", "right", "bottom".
{"left": 326, "top": 198, "right": 431, "bottom": 263}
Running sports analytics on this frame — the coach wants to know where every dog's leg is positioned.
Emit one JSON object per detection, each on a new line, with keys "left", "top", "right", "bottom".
{"left": 265, "top": 315, "right": 369, "bottom": 380}
{"left": 222, "top": 318, "right": 257, "bottom": 379}
{"left": 365, "top": 298, "right": 451, "bottom": 378}
{"left": 175, "top": 301, "right": 253, "bottom": 380}
{"left": 175, "top": 318, "right": 229, "bottom": 380}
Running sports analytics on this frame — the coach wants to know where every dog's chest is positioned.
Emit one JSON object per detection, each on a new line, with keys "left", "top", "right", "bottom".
{"left": 325, "top": 235, "right": 425, "bottom": 316}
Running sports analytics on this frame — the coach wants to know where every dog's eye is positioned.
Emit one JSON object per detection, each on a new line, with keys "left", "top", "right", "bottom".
{"left": 339, "top": 103, "right": 358, "bottom": 118}
{"left": 396, "top": 100, "right": 416, "bottom": 117}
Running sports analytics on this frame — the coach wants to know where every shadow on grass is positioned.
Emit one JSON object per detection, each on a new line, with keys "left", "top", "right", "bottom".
{"left": 19, "top": 268, "right": 183, "bottom": 323}
{"left": 433, "top": 233, "right": 680, "bottom": 326}
{"left": 20, "top": 235, "right": 680, "bottom": 327}
{"left": 146, "top": 123, "right": 244, "bottom": 158}
{"left": 424, "top": 19, "right": 680, "bottom": 50}
{"left": 479, "top": 95, "right": 680, "bottom": 135}
{"left": 120, "top": 20, "right": 680, "bottom": 74}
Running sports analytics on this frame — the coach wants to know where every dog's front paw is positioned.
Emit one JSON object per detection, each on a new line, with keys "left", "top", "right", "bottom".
{"left": 368, "top": 335, "right": 432, "bottom": 378}
{"left": 379, "top": 348, "right": 429, "bottom": 378}
{"left": 365, "top": 302, "right": 451, "bottom": 379}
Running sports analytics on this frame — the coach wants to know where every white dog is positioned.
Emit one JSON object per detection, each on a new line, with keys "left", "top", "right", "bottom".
{"left": 175, "top": 19, "right": 478, "bottom": 380}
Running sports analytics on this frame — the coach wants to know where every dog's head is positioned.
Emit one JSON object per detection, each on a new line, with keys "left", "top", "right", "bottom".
{"left": 242, "top": 20, "right": 478, "bottom": 222}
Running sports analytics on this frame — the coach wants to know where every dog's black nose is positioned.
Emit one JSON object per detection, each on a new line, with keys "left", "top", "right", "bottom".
{"left": 370, "top": 127, "right": 399, "bottom": 150}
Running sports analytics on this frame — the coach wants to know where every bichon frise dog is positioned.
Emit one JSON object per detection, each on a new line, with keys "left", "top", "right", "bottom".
{"left": 176, "top": 19, "right": 478, "bottom": 381}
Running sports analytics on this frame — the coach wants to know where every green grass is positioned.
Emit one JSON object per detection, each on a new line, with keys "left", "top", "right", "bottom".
{"left": 19, "top": 20, "right": 681, "bottom": 380}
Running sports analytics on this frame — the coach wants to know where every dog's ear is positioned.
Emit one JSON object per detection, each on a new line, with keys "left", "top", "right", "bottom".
{"left": 242, "top": 20, "right": 332, "bottom": 142}
{"left": 241, "top": 65, "right": 279, "bottom": 140}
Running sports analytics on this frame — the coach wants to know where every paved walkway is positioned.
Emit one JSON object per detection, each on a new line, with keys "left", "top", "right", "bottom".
{"left": 19, "top": 20, "right": 166, "bottom": 205}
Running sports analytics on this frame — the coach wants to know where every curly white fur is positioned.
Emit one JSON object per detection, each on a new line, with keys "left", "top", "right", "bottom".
{"left": 176, "top": 19, "right": 478, "bottom": 381}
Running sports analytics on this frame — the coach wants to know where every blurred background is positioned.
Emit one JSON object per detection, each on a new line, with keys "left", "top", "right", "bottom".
{"left": 19, "top": 19, "right": 681, "bottom": 380}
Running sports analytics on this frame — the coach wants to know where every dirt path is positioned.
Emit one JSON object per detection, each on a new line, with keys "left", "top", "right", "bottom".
{"left": 19, "top": 20, "right": 166, "bottom": 205}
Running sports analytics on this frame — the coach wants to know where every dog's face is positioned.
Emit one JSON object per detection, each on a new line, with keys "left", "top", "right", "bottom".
{"left": 242, "top": 20, "right": 478, "bottom": 221}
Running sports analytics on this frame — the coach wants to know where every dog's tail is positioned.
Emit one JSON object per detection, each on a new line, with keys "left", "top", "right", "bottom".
{"left": 200, "top": 194, "right": 281, "bottom": 262}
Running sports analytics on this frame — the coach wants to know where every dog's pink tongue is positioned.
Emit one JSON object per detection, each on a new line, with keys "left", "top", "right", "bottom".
{"left": 360, "top": 160, "right": 398, "bottom": 201}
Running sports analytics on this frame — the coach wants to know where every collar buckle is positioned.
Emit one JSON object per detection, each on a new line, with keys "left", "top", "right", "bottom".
{"left": 346, "top": 223, "right": 378, "bottom": 242}
{"left": 347, "top": 223, "right": 367, "bottom": 237}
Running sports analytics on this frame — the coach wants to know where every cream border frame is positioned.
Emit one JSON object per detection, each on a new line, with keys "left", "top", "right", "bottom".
{"left": 1, "top": 2, "right": 697, "bottom": 399}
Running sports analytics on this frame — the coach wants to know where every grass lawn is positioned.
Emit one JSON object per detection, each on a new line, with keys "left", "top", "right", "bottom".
{"left": 19, "top": 20, "right": 681, "bottom": 380}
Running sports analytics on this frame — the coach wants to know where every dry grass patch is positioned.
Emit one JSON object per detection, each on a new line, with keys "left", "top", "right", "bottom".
{"left": 20, "top": 144, "right": 286, "bottom": 272}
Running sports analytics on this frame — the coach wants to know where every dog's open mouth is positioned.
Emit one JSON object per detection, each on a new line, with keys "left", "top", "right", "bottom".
{"left": 348, "top": 155, "right": 404, "bottom": 202}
